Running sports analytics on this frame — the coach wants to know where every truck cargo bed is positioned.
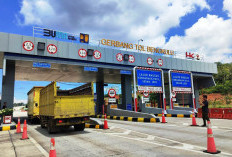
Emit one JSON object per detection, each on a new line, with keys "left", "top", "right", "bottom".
{"left": 39, "top": 82, "right": 95, "bottom": 119}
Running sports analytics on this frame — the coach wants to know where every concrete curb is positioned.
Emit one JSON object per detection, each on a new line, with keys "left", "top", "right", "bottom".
{"left": 0, "top": 125, "right": 17, "bottom": 131}
{"left": 95, "top": 115, "right": 160, "bottom": 123}
{"left": 155, "top": 114, "right": 193, "bottom": 118}
{"left": 85, "top": 124, "right": 104, "bottom": 129}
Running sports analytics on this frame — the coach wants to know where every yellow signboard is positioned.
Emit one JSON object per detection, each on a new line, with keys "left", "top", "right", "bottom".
{"left": 101, "top": 39, "right": 174, "bottom": 55}
{"left": 145, "top": 103, "right": 151, "bottom": 107}
{"left": 110, "top": 104, "right": 118, "bottom": 109}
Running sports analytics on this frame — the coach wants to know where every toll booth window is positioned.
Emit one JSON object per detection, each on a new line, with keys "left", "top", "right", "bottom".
{"left": 142, "top": 93, "right": 164, "bottom": 109}
{"left": 173, "top": 93, "right": 193, "bottom": 108}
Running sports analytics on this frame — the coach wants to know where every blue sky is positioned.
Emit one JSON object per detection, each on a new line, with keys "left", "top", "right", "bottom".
{"left": 0, "top": 0, "right": 232, "bottom": 103}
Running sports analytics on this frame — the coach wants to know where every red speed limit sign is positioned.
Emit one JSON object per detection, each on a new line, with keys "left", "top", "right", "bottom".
{"left": 143, "top": 92, "right": 149, "bottom": 97}
{"left": 108, "top": 89, "right": 116, "bottom": 98}
{"left": 47, "top": 44, "right": 57, "bottom": 54}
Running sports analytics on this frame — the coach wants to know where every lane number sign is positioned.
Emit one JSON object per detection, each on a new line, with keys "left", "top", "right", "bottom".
{"left": 78, "top": 48, "right": 87, "bottom": 58}
{"left": 147, "top": 57, "right": 153, "bottom": 65}
{"left": 23, "top": 41, "right": 34, "bottom": 51}
{"left": 108, "top": 89, "right": 116, "bottom": 98}
{"left": 157, "top": 59, "right": 163, "bottom": 66}
{"left": 116, "top": 53, "right": 123, "bottom": 62}
{"left": 129, "top": 55, "right": 135, "bottom": 63}
{"left": 94, "top": 50, "right": 101, "bottom": 59}
{"left": 47, "top": 44, "right": 57, "bottom": 54}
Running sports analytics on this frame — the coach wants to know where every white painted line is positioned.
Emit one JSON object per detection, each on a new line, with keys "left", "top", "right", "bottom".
{"left": 91, "top": 127, "right": 232, "bottom": 157}
{"left": 110, "top": 134, "right": 209, "bottom": 155}
{"left": 147, "top": 135, "right": 155, "bottom": 140}
{"left": 29, "top": 135, "right": 49, "bottom": 157}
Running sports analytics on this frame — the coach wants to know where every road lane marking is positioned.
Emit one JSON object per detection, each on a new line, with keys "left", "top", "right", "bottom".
{"left": 90, "top": 127, "right": 232, "bottom": 157}
{"left": 29, "top": 135, "right": 49, "bottom": 157}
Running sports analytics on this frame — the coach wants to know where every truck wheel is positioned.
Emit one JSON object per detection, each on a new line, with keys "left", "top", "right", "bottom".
{"left": 40, "top": 122, "right": 46, "bottom": 128}
{"left": 74, "top": 123, "right": 85, "bottom": 131}
{"left": 40, "top": 117, "right": 46, "bottom": 128}
{"left": 48, "top": 119, "right": 57, "bottom": 134}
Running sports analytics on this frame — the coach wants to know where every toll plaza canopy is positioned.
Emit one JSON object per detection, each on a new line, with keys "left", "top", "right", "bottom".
{"left": 0, "top": 32, "right": 217, "bottom": 113}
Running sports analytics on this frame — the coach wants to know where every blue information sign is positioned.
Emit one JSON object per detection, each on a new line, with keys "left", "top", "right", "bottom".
{"left": 33, "top": 62, "right": 51, "bottom": 68}
{"left": 171, "top": 72, "right": 192, "bottom": 88}
{"left": 126, "top": 104, "right": 132, "bottom": 111}
{"left": 137, "top": 70, "right": 162, "bottom": 87}
{"left": 120, "top": 70, "right": 132, "bottom": 75}
{"left": 84, "top": 67, "right": 98, "bottom": 72}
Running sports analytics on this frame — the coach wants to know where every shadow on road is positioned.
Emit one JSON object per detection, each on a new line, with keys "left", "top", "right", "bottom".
{"left": 31, "top": 124, "right": 91, "bottom": 138}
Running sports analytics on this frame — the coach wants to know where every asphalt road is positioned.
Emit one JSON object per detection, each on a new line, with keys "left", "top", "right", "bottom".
{"left": 24, "top": 117, "right": 232, "bottom": 157}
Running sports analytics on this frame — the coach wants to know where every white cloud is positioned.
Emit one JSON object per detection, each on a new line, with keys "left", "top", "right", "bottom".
{"left": 164, "top": 14, "right": 232, "bottom": 63}
{"left": 223, "top": 0, "right": 232, "bottom": 18}
{"left": 14, "top": 97, "right": 27, "bottom": 104}
{"left": 129, "top": 0, "right": 210, "bottom": 46}
{"left": 17, "top": 0, "right": 232, "bottom": 63}
{"left": 18, "top": 0, "right": 209, "bottom": 42}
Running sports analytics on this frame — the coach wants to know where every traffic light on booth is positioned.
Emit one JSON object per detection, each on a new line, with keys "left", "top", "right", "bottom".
{"left": 80, "top": 33, "right": 89, "bottom": 44}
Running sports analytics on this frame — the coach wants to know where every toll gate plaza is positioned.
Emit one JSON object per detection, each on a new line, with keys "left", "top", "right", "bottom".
{"left": 1, "top": 31, "right": 232, "bottom": 157}
{"left": 0, "top": 31, "right": 217, "bottom": 114}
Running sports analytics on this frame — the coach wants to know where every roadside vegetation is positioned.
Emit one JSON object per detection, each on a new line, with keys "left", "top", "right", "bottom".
{"left": 201, "top": 62, "right": 232, "bottom": 108}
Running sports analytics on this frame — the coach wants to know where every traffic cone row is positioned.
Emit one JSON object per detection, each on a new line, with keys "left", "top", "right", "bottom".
{"left": 190, "top": 110, "right": 198, "bottom": 126}
{"left": 161, "top": 110, "right": 167, "bottom": 123}
{"left": 16, "top": 118, "right": 29, "bottom": 139}
{"left": 15, "top": 118, "right": 57, "bottom": 156}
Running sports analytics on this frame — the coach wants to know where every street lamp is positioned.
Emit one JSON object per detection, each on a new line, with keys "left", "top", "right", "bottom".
{"left": 138, "top": 39, "right": 143, "bottom": 52}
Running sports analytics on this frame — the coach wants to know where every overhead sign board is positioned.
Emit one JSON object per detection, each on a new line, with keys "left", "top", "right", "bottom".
{"left": 84, "top": 67, "right": 98, "bottom": 72}
{"left": 137, "top": 70, "right": 162, "bottom": 87}
{"left": 171, "top": 72, "right": 191, "bottom": 88}
{"left": 100, "top": 39, "right": 174, "bottom": 55}
{"left": 120, "top": 70, "right": 132, "bottom": 75}
{"left": 33, "top": 62, "right": 51, "bottom": 68}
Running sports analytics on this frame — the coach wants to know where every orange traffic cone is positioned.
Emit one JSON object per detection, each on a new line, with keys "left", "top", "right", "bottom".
{"left": 16, "top": 118, "right": 22, "bottom": 133}
{"left": 162, "top": 110, "right": 167, "bottom": 123}
{"left": 49, "top": 138, "right": 56, "bottom": 157}
{"left": 203, "top": 121, "right": 221, "bottom": 154}
{"left": 190, "top": 110, "right": 198, "bottom": 126}
{"left": 103, "top": 114, "right": 109, "bottom": 129}
{"left": 21, "top": 120, "right": 29, "bottom": 140}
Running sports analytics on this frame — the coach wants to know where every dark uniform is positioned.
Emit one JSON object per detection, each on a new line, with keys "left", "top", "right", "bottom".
{"left": 202, "top": 100, "right": 209, "bottom": 126}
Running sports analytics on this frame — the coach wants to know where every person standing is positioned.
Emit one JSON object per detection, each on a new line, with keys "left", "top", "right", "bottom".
{"left": 2, "top": 102, "right": 7, "bottom": 109}
{"left": 199, "top": 95, "right": 210, "bottom": 127}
